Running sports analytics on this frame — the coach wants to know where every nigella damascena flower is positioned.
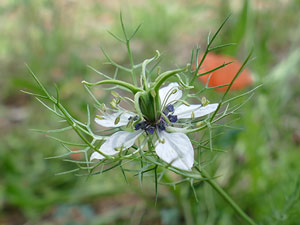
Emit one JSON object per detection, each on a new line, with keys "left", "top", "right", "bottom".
{"left": 90, "top": 82, "right": 218, "bottom": 171}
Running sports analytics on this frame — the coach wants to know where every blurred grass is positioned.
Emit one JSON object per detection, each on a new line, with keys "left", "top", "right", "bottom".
{"left": 1, "top": 0, "right": 300, "bottom": 224}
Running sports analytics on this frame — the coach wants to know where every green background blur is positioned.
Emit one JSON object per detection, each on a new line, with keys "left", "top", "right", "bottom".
{"left": 1, "top": 0, "right": 300, "bottom": 224}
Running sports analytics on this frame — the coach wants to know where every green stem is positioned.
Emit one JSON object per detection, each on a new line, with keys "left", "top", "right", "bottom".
{"left": 163, "top": 173, "right": 194, "bottom": 225}
{"left": 126, "top": 40, "right": 137, "bottom": 86}
{"left": 55, "top": 102, "right": 109, "bottom": 159}
{"left": 189, "top": 15, "right": 231, "bottom": 86}
{"left": 199, "top": 169, "right": 257, "bottom": 225}
{"left": 120, "top": 12, "right": 137, "bottom": 86}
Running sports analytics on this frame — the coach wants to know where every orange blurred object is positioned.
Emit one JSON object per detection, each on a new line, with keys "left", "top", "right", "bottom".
{"left": 197, "top": 53, "right": 253, "bottom": 92}
{"left": 70, "top": 148, "right": 83, "bottom": 160}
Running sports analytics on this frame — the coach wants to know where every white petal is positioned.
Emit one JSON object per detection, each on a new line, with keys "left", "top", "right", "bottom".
{"left": 155, "top": 131, "right": 194, "bottom": 171}
{"left": 90, "top": 151, "right": 104, "bottom": 161}
{"left": 159, "top": 83, "right": 182, "bottom": 107}
{"left": 175, "top": 103, "right": 218, "bottom": 119}
{"left": 90, "top": 130, "right": 143, "bottom": 160}
{"left": 95, "top": 111, "right": 134, "bottom": 128}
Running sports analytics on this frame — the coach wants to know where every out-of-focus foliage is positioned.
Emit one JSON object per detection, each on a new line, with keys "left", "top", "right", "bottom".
{"left": 1, "top": 0, "right": 300, "bottom": 224}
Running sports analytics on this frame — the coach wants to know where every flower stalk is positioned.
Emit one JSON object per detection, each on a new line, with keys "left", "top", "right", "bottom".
{"left": 198, "top": 168, "right": 257, "bottom": 225}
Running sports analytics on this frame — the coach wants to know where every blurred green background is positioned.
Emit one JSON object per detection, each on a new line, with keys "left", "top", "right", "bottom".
{"left": 1, "top": 0, "right": 300, "bottom": 224}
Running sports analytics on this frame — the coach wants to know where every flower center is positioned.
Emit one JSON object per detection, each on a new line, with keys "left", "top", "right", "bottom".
{"left": 133, "top": 104, "right": 178, "bottom": 134}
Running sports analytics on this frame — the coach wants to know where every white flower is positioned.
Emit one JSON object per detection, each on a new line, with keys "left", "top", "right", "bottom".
{"left": 90, "top": 83, "right": 218, "bottom": 171}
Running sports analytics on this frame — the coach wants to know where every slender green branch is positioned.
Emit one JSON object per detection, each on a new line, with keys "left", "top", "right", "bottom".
{"left": 54, "top": 101, "right": 109, "bottom": 159}
{"left": 210, "top": 49, "right": 253, "bottom": 122}
{"left": 198, "top": 168, "right": 257, "bottom": 225}
{"left": 26, "top": 66, "right": 109, "bottom": 159}
{"left": 197, "top": 61, "right": 233, "bottom": 77}
{"left": 208, "top": 42, "right": 236, "bottom": 52}
{"left": 100, "top": 46, "right": 131, "bottom": 72}
{"left": 120, "top": 12, "right": 137, "bottom": 86}
{"left": 126, "top": 40, "right": 137, "bottom": 86}
{"left": 190, "top": 15, "right": 231, "bottom": 85}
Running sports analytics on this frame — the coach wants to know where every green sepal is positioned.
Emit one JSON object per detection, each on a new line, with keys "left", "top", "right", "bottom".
{"left": 141, "top": 50, "right": 160, "bottom": 90}
{"left": 152, "top": 64, "right": 190, "bottom": 92}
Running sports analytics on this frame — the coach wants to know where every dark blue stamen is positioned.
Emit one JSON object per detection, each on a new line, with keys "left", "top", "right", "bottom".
{"left": 129, "top": 115, "right": 140, "bottom": 121}
{"left": 163, "top": 104, "right": 174, "bottom": 115}
{"left": 157, "top": 120, "right": 166, "bottom": 131}
{"left": 146, "top": 126, "right": 155, "bottom": 134}
{"left": 166, "top": 104, "right": 174, "bottom": 113}
{"left": 135, "top": 121, "right": 146, "bottom": 130}
{"left": 141, "top": 122, "right": 147, "bottom": 129}
{"left": 134, "top": 107, "right": 177, "bottom": 133}
{"left": 134, "top": 123, "right": 141, "bottom": 130}
{"left": 168, "top": 114, "right": 178, "bottom": 123}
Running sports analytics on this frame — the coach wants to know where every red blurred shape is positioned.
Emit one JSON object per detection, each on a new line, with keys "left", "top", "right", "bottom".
{"left": 70, "top": 148, "right": 83, "bottom": 160}
{"left": 198, "top": 53, "right": 253, "bottom": 92}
